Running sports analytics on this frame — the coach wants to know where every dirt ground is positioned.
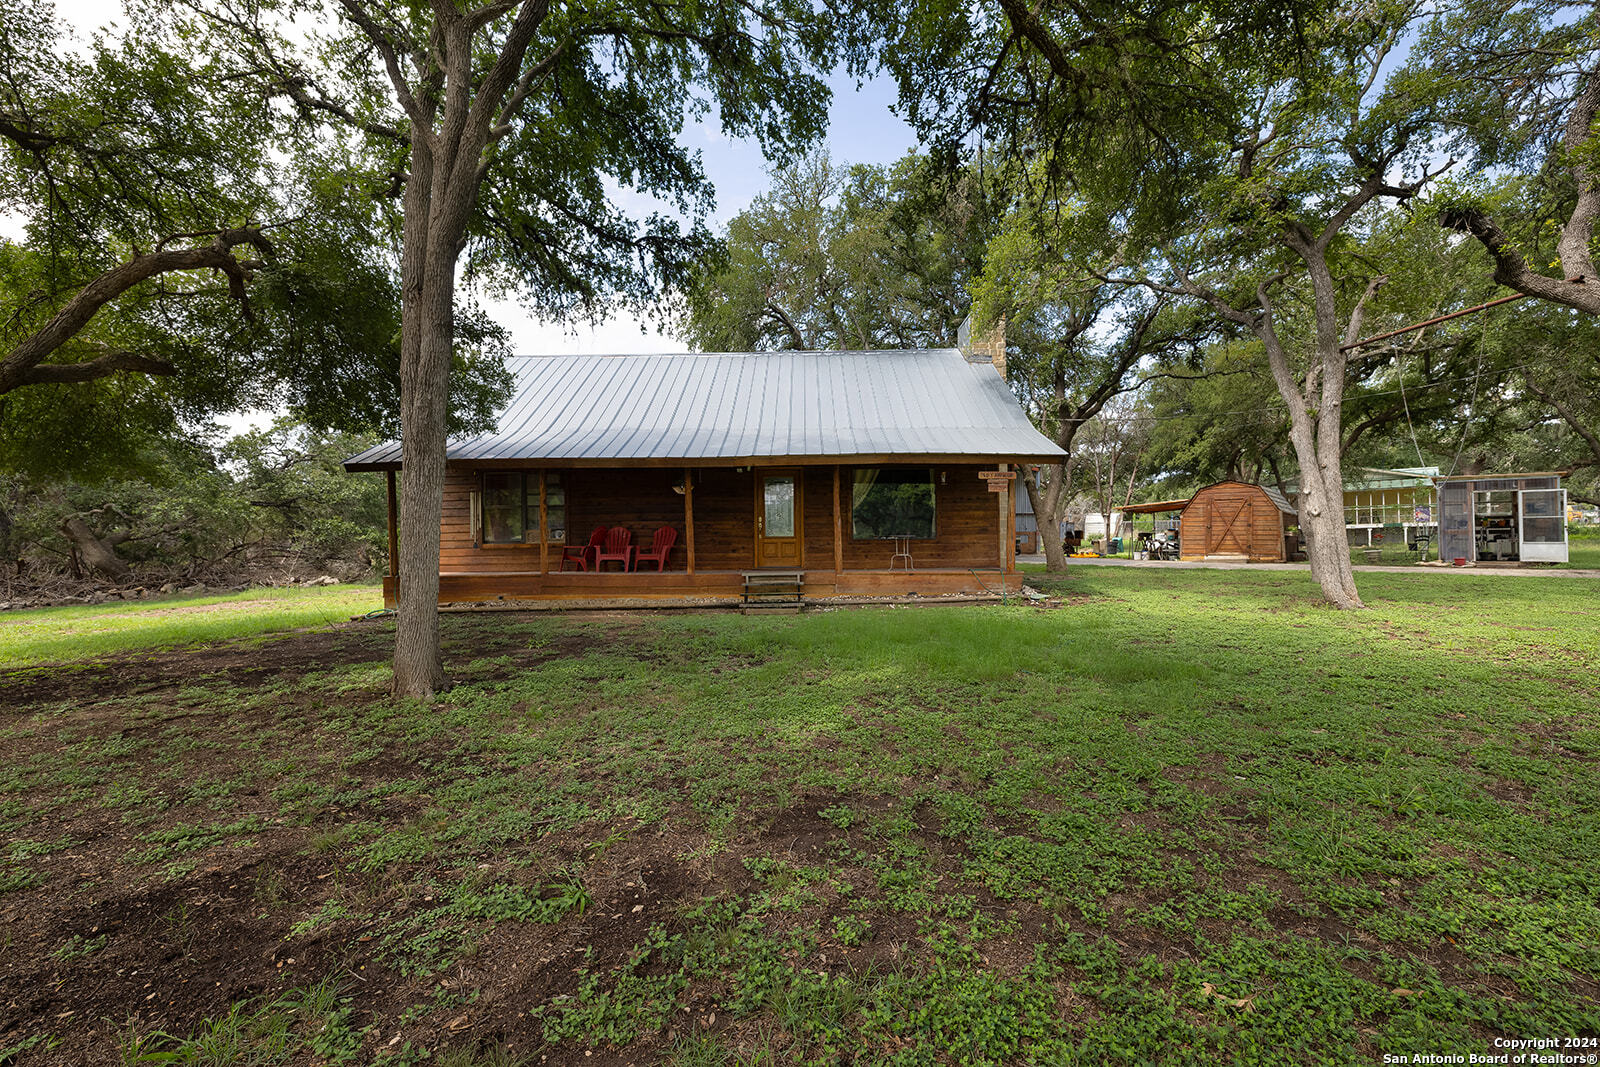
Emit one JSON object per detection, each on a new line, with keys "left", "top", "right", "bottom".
{"left": 5, "top": 587, "right": 1597, "bottom": 1064}
{"left": 1, "top": 622, "right": 984, "bottom": 1064}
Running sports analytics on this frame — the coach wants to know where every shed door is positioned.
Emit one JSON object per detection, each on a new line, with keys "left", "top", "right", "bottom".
{"left": 754, "top": 468, "right": 802, "bottom": 568}
{"left": 1206, "top": 499, "right": 1254, "bottom": 555}
{"left": 1519, "top": 489, "right": 1568, "bottom": 563}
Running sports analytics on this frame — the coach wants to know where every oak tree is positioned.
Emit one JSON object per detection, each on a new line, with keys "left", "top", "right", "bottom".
{"left": 183, "top": 0, "right": 834, "bottom": 697}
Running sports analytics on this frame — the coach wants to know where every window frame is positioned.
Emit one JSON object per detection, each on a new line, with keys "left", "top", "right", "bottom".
{"left": 849, "top": 466, "right": 938, "bottom": 541}
{"left": 478, "top": 471, "right": 539, "bottom": 546}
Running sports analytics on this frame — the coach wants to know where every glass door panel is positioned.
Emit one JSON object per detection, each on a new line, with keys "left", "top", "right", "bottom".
{"left": 763, "top": 476, "right": 795, "bottom": 537}
{"left": 755, "top": 470, "right": 801, "bottom": 567}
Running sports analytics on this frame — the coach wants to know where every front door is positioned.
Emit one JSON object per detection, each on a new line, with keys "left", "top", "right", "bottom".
{"left": 755, "top": 468, "right": 803, "bottom": 568}
{"left": 1207, "top": 500, "right": 1253, "bottom": 555}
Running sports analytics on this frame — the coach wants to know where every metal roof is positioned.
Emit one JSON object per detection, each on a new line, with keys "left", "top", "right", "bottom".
{"left": 1121, "top": 497, "right": 1193, "bottom": 514}
{"left": 344, "top": 350, "right": 1068, "bottom": 470}
{"left": 1260, "top": 485, "right": 1298, "bottom": 515}
{"left": 1433, "top": 469, "right": 1570, "bottom": 482}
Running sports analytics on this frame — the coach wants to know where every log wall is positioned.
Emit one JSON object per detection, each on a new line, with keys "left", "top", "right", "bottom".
{"left": 433, "top": 462, "right": 1009, "bottom": 587}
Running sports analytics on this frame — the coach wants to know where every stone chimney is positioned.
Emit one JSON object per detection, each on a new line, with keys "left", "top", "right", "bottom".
{"left": 957, "top": 313, "right": 1007, "bottom": 378}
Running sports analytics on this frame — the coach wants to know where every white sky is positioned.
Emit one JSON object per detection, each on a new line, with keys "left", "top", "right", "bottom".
{"left": 50, "top": 1, "right": 920, "bottom": 434}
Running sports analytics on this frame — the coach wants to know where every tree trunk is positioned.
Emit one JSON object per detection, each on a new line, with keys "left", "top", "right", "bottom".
{"left": 391, "top": 117, "right": 450, "bottom": 699}
{"left": 1026, "top": 465, "right": 1067, "bottom": 571}
{"left": 60, "top": 516, "right": 132, "bottom": 581}
{"left": 378, "top": 1, "right": 554, "bottom": 700}
{"left": 1295, "top": 462, "right": 1358, "bottom": 605}
{"left": 1258, "top": 247, "right": 1364, "bottom": 609}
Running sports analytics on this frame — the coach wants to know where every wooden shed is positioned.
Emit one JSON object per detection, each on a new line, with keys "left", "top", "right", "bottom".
{"left": 1178, "top": 481, "right": 1300, "bottom": 562}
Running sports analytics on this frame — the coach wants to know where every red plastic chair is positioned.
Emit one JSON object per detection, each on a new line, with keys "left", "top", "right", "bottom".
{"left": 633, "top": 526, "right": 678, "bottom": 571}
{"left": 561, "top": 526, "right": 608, "bottom": 571}
{"left": 592, "top": 526, "right": 634, "bottom": 572}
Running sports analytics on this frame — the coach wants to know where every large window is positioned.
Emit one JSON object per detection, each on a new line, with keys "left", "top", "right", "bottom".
{"left": 852, "top": 468, "right": 936, "bottom": 539}
{"left": 481, "top": 472, "right": 537, "bottom": 544}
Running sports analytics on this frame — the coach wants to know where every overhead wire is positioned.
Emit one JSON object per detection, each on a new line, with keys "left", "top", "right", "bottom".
{"left": 1443, "top": 321, "right": 1490, "bottom": 478}
{"left": 1086, "top": 354, "right": 1534, "bottom": 424}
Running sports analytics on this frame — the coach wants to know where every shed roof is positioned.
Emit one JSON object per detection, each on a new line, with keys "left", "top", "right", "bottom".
{"left": 344, "top": 350, "right": 1067, "bottom": 470}
{"left": 1186, "top": 481, "right": 1298, "bottom": 516}
{"left": 1122, "top": 497, "right": 1192, "bottom": 514}
{"left": 1433, "top": 469, "right": 1570, "bottom": 482}
{"left": 1260, "top": 485, "right": 1298, "bottom": 515}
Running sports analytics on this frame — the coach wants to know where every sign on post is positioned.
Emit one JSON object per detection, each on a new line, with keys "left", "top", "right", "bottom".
{"left": 979, "top": 471, "right": 1015, "bottom": 493}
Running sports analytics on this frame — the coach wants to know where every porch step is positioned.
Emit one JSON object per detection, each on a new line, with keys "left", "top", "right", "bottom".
{"left": 740, "top": 569, "right": 804, "bottom": 613}
{"left": 742, "top": 601, "right": 803, "bottom": 615}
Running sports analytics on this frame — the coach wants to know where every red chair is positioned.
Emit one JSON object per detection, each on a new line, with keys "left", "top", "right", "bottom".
{"left": 561, "top": 526, "right": 607, "bottom": 571}
{"left": 633, "top": 526, "right": 678, "bottom": 571}
{"left": 592, "top": 526, "right": 634, "bottom": 572}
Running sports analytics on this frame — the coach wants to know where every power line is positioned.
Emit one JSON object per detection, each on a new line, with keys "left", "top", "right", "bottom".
{"left": 1081, "top": 358, "right": 1538, "bottom": 424}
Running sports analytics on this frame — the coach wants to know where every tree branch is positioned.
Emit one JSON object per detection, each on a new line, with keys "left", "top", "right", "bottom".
{"left": 0, "top": 228, "right": 272, "bottom": 395}
{"left": 1524, "top": 374, "right": 1600, "bottom": 464}
{"left": 18, "top": 350, "right": 178, "bottom": 385}
{"left": 335, "top": 0, "right": 436, "bottom": 146}
{"left": 1442, "top": 206, "right": 1600, "bottom": 314}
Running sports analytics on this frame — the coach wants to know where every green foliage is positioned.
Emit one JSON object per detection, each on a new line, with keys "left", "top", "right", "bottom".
{"left": 680, "top": 150, "right": 990, "bottom": 351}
{"left": 119, "top": 981, "right": 366, "bottom": 1065}
{"left": 0, "top": 2, "right": 509, "bottom": 478}
{"left": 1, "top": 414, "right": 392, "bottom": 585}
{"left": 851, "top": 0, "right": 1329, "bottom": 217}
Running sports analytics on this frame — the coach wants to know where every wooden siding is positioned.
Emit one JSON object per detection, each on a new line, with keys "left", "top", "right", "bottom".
{"left": 568, "top": 467, "right": 684, "bottom": 565}
{"left": 839, "top": 465, "right": 1002, "bottom": 570}
{"left": 690, "top": 466, "right": 755, "bottom": 570}
{"left": 803, "top": 467, "right": 835, "bottom": 566}
{"left": 432, "top": 462, "right": 1010, "bottom": 595}
{"left": 1179, "top": 482, "right": 1292, "bottom": 562}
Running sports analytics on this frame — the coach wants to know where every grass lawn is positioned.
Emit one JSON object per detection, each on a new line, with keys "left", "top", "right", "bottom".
{"left": 0, "top": 584, "right": 383, "bottom": 667}
{"left": 1, "top": 569, "right": 1596, "bottom": 1064}
{"left": 1565, "top": 532, "right": 1600, "bottom": 570}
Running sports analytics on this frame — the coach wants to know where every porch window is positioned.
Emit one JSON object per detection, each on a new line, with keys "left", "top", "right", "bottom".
{"left": 545, "top": 472, "right": 565, "bottom": 542}
{"left": 852, "top": 468, "right": 936, "bottom": 539}
{"left": 481, "top": 472, "right": 537, "bottom": 544}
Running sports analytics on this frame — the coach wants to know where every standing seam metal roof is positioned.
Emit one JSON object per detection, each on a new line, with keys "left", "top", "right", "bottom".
{"left": 343, "top": 350, "right": 1068, "bottom": 468}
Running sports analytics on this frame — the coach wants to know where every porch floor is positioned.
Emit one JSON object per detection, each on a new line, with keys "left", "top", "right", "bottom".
{"left": 383, "top": 568, "right": 1020, "bottom": 607}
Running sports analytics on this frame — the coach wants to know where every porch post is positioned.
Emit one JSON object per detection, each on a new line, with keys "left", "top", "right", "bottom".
{"left": 684, "top": 467, "right": 695, "bottom": 575}
{"left": 997, "top": 462, "right": 1010, "bottom": 573}
{"left": 833, "top": 465, "right": 843, "bottom": 574}
{"left": 538, "top": 470, "right": 548, "bottom": 575}
{"left": 386, "top": 470, "right": 399, "bottom": 579}
{"left": 1006, "top": 464, "right": 1016, "bottom": 572}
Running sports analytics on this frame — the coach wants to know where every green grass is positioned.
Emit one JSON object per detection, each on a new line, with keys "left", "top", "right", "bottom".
{"left": 3, "top": 566, "right": 1597, "bottom": 1064}
{"left": 1562, "top": 529, "right": 1600, "bottom": 569}
{"left": 0, "top": 584, "right": 382, "bottom": 666}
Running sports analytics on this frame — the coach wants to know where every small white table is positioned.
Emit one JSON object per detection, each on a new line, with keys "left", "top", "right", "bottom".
{"left": 889, "top": 536, "right": 915, "bottom": 572}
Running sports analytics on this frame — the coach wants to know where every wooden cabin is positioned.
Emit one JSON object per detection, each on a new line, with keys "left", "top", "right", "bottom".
{"left": 1178, "top": 481, "right": 1299, "bottom": 562}
{"left": 344, "top": 328, "right": 1067, "bottom": 606}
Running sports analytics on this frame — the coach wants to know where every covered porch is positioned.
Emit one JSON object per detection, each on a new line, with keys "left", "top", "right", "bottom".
{"left": 377, "top": 460, "right": 1020, "bottom": 606}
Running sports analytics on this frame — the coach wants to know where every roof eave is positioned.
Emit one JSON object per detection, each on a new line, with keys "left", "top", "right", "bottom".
{"left": 344, "top": 449, "right": 1067, "bottom": 472}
